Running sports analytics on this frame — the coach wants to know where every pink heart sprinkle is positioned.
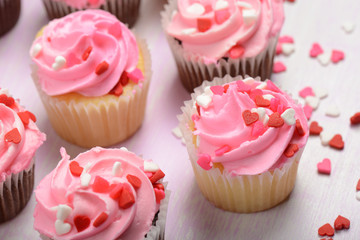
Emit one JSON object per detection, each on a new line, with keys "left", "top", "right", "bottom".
{"left": 317, "top": 158, "right": 331, "bottom": 175}
{"left": 236, "top": 80, "right": 251, "bottom": 92}
{"left": 127, "top": 68, "right": 144, "bottom": 83}
{"left": 277, "top": 104, "right": 285, "bottom": 114}
{"left": 210, "top": 85, "right": 224, "bottom": 95}
{"left": 331, "top": 50, "right": 345, "bottom": 63}
{"left": 214, "top": 9, "right": 230, "bottom": 24}
{"left": 309, "top": 43, "right": 323, "bottom": 58}
{"left": 299, "top": 86, "right": 315, "bottom": 98}
{"left": 273, "top": 62, "right": 286, "bottom": 73}
{"left": 252, "top": 121, "right": 266, "bottom": 137}
{"left": 279, "top": 35, "right": 294, "bottom": 44}
{"left": 270, "top": 97, "right": 280, "bottom": 112}
{"left": 303, "top": 105, "right": 313, "bottom": 120}
{"left": 276, "top": 43, "right": 282, "bottom": 55}
{"left": 197, "top": 154, "right": 213, "bottom": 170}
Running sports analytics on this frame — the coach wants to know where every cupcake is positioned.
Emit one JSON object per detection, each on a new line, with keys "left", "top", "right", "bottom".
{"left": 162, "top": 0, "right": 284, "bottom": 92}
{"left": 42, "top": 0, "right": 141, "bottom": 28}
{"left": 0, "top": 88, "right": 46, "bottom": 222}
{"left": 34, "top": 147, "right": 168, "bottom": 240}
{"left": 30, "top": 10, "right": 152, "bottom": 148}
{"left": 178, "top": 75, "right": 308, "bottom": 212}
{"left": 0, "top": 0, "right": 21, "bottom": 36}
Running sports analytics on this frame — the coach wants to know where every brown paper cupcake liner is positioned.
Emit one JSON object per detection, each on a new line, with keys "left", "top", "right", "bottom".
{"left": 42, "top": 0, "right": 140, "bottom": 28}
{"left": 161, "top": 0, "right": 278, "bottom": 92}
{"left": 0, "top": 0, "right": 21, "bottom": 36}
{"left": 0, "top": 161, "right": 35, "bottom": 222}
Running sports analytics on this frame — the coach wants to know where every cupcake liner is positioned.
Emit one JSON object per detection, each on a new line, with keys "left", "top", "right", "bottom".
{"left": 0, "top": 0, "right": 21, "bottom": 36}
{"left": 0, "top": 160, "right": 35, "bottom": 222}
{"left": 161, "top": 0, "right": 278, "bottom": 92}
{"left": 178, "top": 76, "right": 304, "bottom": 212}
{"left": 42, "top": 0, "right": 140, "bottom": 28}
{"left": 31, "top": 38, "right": 152, "bottom": 148}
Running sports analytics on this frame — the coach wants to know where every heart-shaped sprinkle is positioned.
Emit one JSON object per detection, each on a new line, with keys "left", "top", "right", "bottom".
{"left": 18, "top": 112, "right": 31, "bottom": 125}
{"left": 256, "top": 83, "right": 267, "bottom": 90}
{"left": 305, "top": 96, "right": 320, "bottom": 110}
{"left": 111, "top": 162, "right": 122, "bottom": 177}
{"left": 342, "top": 21, "right": 355, "bottom": 33}
{"left": 127, "top": 68, "right": 144, "bottom": 83}
{"left": 144, "top": 161, "right": 159, "bottom": 172}
{"left": 273, "top": 61, "right": 286, "bottom": 73}
{"left": 56, "top": 204, "right": 72, "bottom": 221}
{"left": 55, "top": 219, "right": 71, "bottom": 235}
{"left": 149, "top": 170, "right": 165, "bottom": 184}
{"left": 210, "top": 85, "right": 224, "bottom": 95}
{"left": 310, "top": 43, "right": 324, "bottom": 58}
{"left": 251, "top": 107, "right": 266, "bottom": 121}
{"left": 313, "top": 87, "right": 328, "bottom": 99}
{"left": 268, "top": 112, "right": 284, "bottom": 128}
{"left": 5, "top": 128, "right": 21, "bottom": 144}
{"left": 331, "top": 50, "right": 345, "bottom": 63}
{"left": 350, "top": 112, "right": 360, "bottom": 125}
{"left": 215, "top": 0, "right": 229, "bottom": 10}
{"left": 196, "top": 94, "right": 212, "bottom": 108}
{"left": 215, "top": 145, "right": 231, "bottom": 156}
{"left": 118, "top": 186, "right": 135, "bottom": 209}
{"left": 334, "top": 215, "right": 350, "bottom": 230}
{"left": 320, "top": 130, "right": 334, "bottom": 146}
{"left": 109, "top": 183, "right": 123, "bottom": 200}
{"left": 309, "top": 121, "right": 323, "bottom": 135}
{"left": 0, "top": 94, "right": 15, "bottom": 108}
{"left": 74, "top": 215, "right": 90, "bottom": 232}
{"left": 52, "top": 56, "right": 66, "bottom": 71}
{"left": 269, "top": 98, "right": 280, "bottom": 112}
{"left": 303, "top": 105, "right": 313, "bottom": 120}
{"left": 249, "top": 89, "right": 263, "bottom": 100}
{"left": 317, "top": 52, "right": 331, "bottom": 66}
{"left": 197, "top": 18, "right": 212, "bottom": 32}
{"left": 281, "top": 108, "right": 296, "bottom": 125}
{"left": 187, "top": 3, "right": 205, "bottom": 16}
{"left": 119, "top": 72, "right": 129, "bottom": 86}
{"left": 215, "top": 9, "right": 230, "bottom": 24}
{"left": 255, "top": 95, "right": 270, "bottom": 107}
{"left": 325, "top": 105, "right": 340, "bottom": 117}
{"left": 80, "top": 172, "right": 91, "bottom": 187}
{"left": 95, "top": 61, "right": 109, "bottom": 75}
{"left": 110, "top": 81, "right": 123, "bottom": 96}
{"left": 329, "top": 134, "right": 344, "bottom": 150}
{"left": 295, "top": 120, "right": 305, "bottom": 136}
{"left": 69, "top": 161, "right": 83, "bottom": 177}
{"left": 93, "top": 212, "right": 108, "bottom": 228}
{"left": 318, "top": 223, "right": 335, "bottom": 236}
{"left": 251, "top": 121, "right": 266, "bottom": 137}
{"left": 242, "top": 110, "right": 259, "bottom": 126}
{"left": 317, "top": 158, "right": 331, "bottom": 175}
{"left": 153, "top": 183, "right": 165, "bottom": 191}
{"left": 356, "top": 179, "right": 360, "bottom": 191}
{"left": 284, "top": 143, "right": 299, "bottom": 158}
{"left": 154, "top": 188, "right": 165, "bottom": 204}
{"left": 242, "top": 9, "right": 257, "bottom": 26}
{"left": 281, "top": 43, "right": 295, "bottom": 56}
{"left": 92, "top": 176, "right": 110, "bottom": 193}
{"left": 197, "top": 153, "right": 212, "bottom": 170}
{"left": 126, "top": 174, "right": 142, "bottom": 189}
{"left": 82, "top": 46, "right": 93, "bottom": 61}
{"left": 279, "top": 35, "right": 294, "bottom": 44}
{"left": 236, "top": 80, "right": 251, "bottom": 92}
{"left": 229, "top": 45, "right": 245, "bottom": 59}
{"left": 242, "top": 77, "right": 255, "bottom": 85}
{"left": 276, "top": 43, "right": 282, "bottom": 55}
{"left": 31, "top": 43, "right": 42, "bottom": 58}
{"left": 299, "top": 86, "right": 315, "bottom": 99}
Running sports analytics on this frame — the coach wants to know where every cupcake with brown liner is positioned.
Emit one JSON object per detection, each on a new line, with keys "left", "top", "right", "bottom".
{"left": 178, "top": 75, "right": 308, "bottom": 212}
{"left": 0, "top": 0, "right": 21, "bottom": 36}
{"left": 34, "top": 147, "right": 169, "bottom": 240}
{"left": 42, "top": 0, "right": 141, "bottom": 28}
{"left": 30, "top": 10, "right": 151, "bottom": 148}
{"left": 162, "top": 0, "right": 284, "bottom": 92}
{"left": 0, "top": 88, "right": 46, "bottom": 222}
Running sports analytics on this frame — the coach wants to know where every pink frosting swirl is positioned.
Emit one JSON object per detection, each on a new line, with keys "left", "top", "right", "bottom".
{"left": 34, "top": 147, "right": 165, "bottom": 240}
{"left": 166, "top": 0, "right": 284, "bottom": 62}
{"left": 30, "top": 10, "right": 139, "bottom": 97}
{"left": 193, "top": 79, "right": 308, "bottom": 175}
{"left": 0, "top": 90, "right": 46, "bottom": 182}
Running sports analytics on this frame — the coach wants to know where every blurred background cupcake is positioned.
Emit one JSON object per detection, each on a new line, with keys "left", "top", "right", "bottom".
{"left": 178, "top": 75, "right": 308, "bottom": 212}
{"left": 0, "top": 0, "right": 21, "bottom": 36}
{"left": 30, "top": 9, "right": 152, "bottom": 148}
{"left": 162, "top": 0, "right": 284, "bottom": 92}
{"left": 0, "top": 88, "right": 45, "bottom": 222}
{"left": 42, "top": 0, "right": 141, "bottom": 28}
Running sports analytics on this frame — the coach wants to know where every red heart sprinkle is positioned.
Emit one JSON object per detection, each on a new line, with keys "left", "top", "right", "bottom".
{"left": 4, "top": 128, "right": 21, "bottom": 144}
{"left": 197, "top": 18, "right": 212, "bottom": 32}
{"left": 69, "top": 161, "right": 83, "bottom": 177}
{"left": 110, "top": 81, "right": 123, "bottom": 96}
{"left": 268, "top": 112, "right": 284, "bottom": 128}
{"left": 214, "top": 9, "right": 230, "bottom": 24}
{"left": 350, "top": 112, "right": 360, "bottom": 125}
{"left": 255, "top": 95, "right": 270, "bottom": 107}
{"left": 331, "top": 49, "right": 345, "bottom": 63}
{"left": 26, "top": 111, "right": 36, "bottom": 122}
{"left": 309, "top": 121, "right": 323, "bottom": 135}
{"left": 223, "top": 84, "right": 229, "bottom": 93}
{"left": 309, "top": 43, "right": 323, "bottom": 58}
{"left": 210, "top": 85, "right": 224, "bottom": 95}
{"left": 109, "top": 183, "right": 123, "bottom": 200}
{"left": 284, "top": 143, "right": 299, "bottom": 158}
{"left": 295, "top": 119, "right": 305, "bottom": 136}
{"left": 334, "top": 215, "right": 350, "bottom": 230}
{"left": 242, "top": 110, "right": 259, "bottom": 126}
{"left": 273, "top": 61, "right": 286, "bottom": 73}
{"left": 329, "top": 134, "right": 344, "bottom": 150}
{"left": 119, "top": 72, "right": 129, "bottom": 86}
{"left": 229, "top": 45, "right": 245, "bottom": 59}
{"left": 318, "top": 223, "right": 335, "bottom": 236}
{"left": 149, "top": 170, "right": 165, "bottom": 184}
{"left": 269, "top": 97, "right": 280, "bottom": 112}
{"left": 215, "top": 145, "right": 231, "bottom": 156}
{"left": 93, "top": 212, "right": 108, "bottom": 228}
{"left": 95, "top": 61, "right": 109, "bottom": 75}
{"left": 0, "top": 94, "right": 15, "bottom": 108}
{"left": 154, "top": 188, "right": 165, "bottom": 204}
{"left": 126, "top": 174, "right": 142, "bottom": 190}
{"left": 82, "top": 46, "right": 93, "bottom": 61}
{"left": 249, "top": 89, "right": 263, "bottom": 100}
{"left": 317, "top": 158, "right": 331, "bottom": 175}
{"left": 236, "top": 80, "right": 251, "bottom": 92}
{"left": 74, "top": 215, "right": 90, "bottom": 232}
{"left": 92, "top": 176, "right": 110, "bottom": 193}
{"left": 153, "top": 183, "right": 165, "bottom": 191}
{"left": 118, "top": 186, "right": 135, "bottom": 209}
{"left": 18, "top": 112, "right": 30, "bottom": 125}
{"left": 356, "top": 179, "right": 360, "bottom": 191}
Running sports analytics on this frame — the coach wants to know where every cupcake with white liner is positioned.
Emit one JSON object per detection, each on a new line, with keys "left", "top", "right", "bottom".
{"left": 162, "top": 0, "right": 284, "bottom": 92}
{"left": 30, "top": 10, "right": 151, "bottom": 148}
{"left": 0, "top": 88, "right": 46, "bottom": 222}
{"left": 34, "top": 147, "right": 169, "bottom": 240}
{"left": 178, "top": 75, "right": 308, "bottom": 212}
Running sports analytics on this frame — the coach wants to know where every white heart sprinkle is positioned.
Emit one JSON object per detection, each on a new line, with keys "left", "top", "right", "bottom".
{"left": 120, "top": 147, "right": 128, "bottom": 151}
{"left": 182, "top": 28, "right": 197, "bottom": 35}
{"left": 204, "top": 86, "right": 214, "bottom": 96}
{"left": 236, "top": 1, "right": 252, "bottom": 9}
{"left": 263, "top": 94, "right": 274, "bottom": 101}
{"left": 317, "top": 52, "right": 331, "bottom": 66}
{"left": 196, "top": 94, "right": 212, "bottom": 108}
{"left": 325, "top": 105, "right": 340, "bottom": 117}
{"left": 243, "top": 77, "right": 255, "bottom": 84}
{"left": 52, "top": 56, "right": 66, "bottom": 71}
{"left": 342, "top": 21, "right": 355, "bottom": 34}
{"left": 31, "top": 43, "right": 42, "bottom": 58}
{"left": 144, "top": 161, "right": 159, "bottom": 172}
{"left": 112, "top": 162, "right": 122, "bottom": 176}
{"left": 242, "top": 9, "right": 257, "bottom": 26}
{"left": 320, "top": 130, "right": 334, "bottom": 146}
{"left": 80, "top": 172, "right": 91, "bottom": 187}
{"left": 313, "top": 87, "right": 328, "bottom": 99}
{"left": 281, "top": 43, "right": 295, "bottom": 56}
{"left": 172, "top": 126, "right": 182, "bottom": 139}
{"left": 305, "top": 96, "right": 320, "bottom": 110}
{"left": 186, "top": 3, "right": 205, "bottom": 16}
{"left": 251, "top": 107, "right": 266, "bottom": 121}
{"left": 215, "top": 0, "right": 229, "bottom": 10}
{"left": 356, "top": 191, "right": 360, "bottom": 201}
{"left": 255, "top": 82, "right": 267, "bottom": 89}
{"left": 56, "top": 204, "right": 72, "bottom": 221}
{"left": 55, "top": 220, "right": 71, "bottom": 236}
{"left": 281, "top": 108, "right": 296, "bottom": 125}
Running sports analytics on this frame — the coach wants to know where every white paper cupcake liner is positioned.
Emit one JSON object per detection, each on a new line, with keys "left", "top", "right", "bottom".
{"left": 42, "top": 0, "right": 140, "bottom": 28}
{"left": 0, "top": 0, "right": 21, "bottom": 36}
{"left": 161, "top": 0, "right": 278, "bottom": 92}
{"left": 31, "top": 38, "right": 152, "bottom": 148}
{"left": 0, "top": 159, "right": 35, "bottom": 222}
{"left": 178, "top": 76, "right": 304, "bottom": 212}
